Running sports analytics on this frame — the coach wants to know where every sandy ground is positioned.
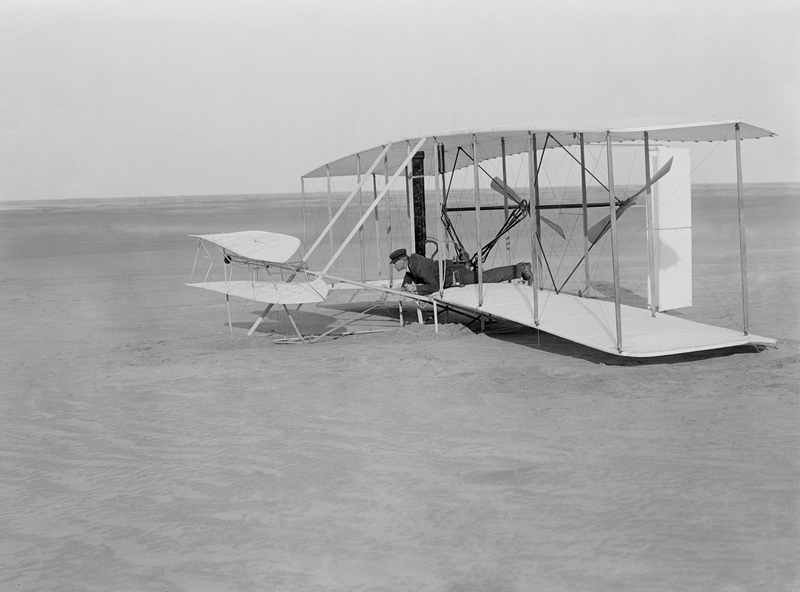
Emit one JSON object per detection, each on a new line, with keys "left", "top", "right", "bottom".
{"left": 1, "top": 187, "right": 799, "bottom": 591}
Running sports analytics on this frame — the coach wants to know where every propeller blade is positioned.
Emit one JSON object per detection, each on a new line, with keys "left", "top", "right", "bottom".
{"left": 587, "top": 157, "right": 674, "bottom": 245}
{"left": 540, "top": 215, "right": 567, "bottom": 240}
{"left": 490, "top": 176, "right": 524, "bottom": 205}
{"left": 624, "top": 156, "right": 674, "bottom": 203}
{"left": 490, "top": 177, "right": 565, "bottom": 239}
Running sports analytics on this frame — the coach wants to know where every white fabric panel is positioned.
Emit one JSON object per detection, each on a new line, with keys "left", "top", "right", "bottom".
{"left": 187, "top": 278, "right": 329, "bottom": 304}
{"left": 440, "top": 283, "right": 774, "bottom": 358}
{"left": 652, "top": 149, "right": 692, "bottom": 229}
{"left": 649, "top": 147, "right": 692, "bottom": 311}
{"left": 653, "top": 228, "right": 693, "bottom": 311}
{"left": 191, "top": 231, "right": 301, "bottom": 263}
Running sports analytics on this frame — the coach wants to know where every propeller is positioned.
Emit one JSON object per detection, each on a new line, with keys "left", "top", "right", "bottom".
{"left": 490, "top": 177, "right": 565, "bottom": 239}
{"left": 587, "top": 156, "right": 674, "bottom": 245}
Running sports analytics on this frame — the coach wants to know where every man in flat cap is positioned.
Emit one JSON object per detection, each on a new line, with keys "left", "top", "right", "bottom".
{"left": 389, "top": 248, "right": 532, "bottom": 296}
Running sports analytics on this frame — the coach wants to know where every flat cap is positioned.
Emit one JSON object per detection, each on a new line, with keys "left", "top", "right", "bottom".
{"left": 389, "top": 248, "right": 407, "bottom": 263}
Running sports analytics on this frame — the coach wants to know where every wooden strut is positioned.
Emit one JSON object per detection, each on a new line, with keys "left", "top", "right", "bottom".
{"left": 283, "top": 304, "right": 305, "bottom": 343}
{"left": 501, "top": 137, "right": 511, "bottom": 257}
{"left": 320, "top": 137, "right": 427, "bottom": 277}
{"left": 305, "top": 143, "right": 394, "bottom": 264}
{"left": 357, "top": 154, "right": 365, "bottom": 282}
{"left": 735, "top": 123, "right": 750, "bottom": 335}
{"left": 473, "top": 134, "right": 484, "bottom": 332}
{"left": 372, "top": 174, "right": 382, "bottom": 279}
{"left": 558, "top": 155, "right": 674, "bottom": 294}
{"left": 435, "top": 141, "right": 445, "bottom": 298}
{"left": 406, "top": 141, "right": 414, "bottom": 259}
{"left": 301, "top": 177, "right": 307, "bottom": 256}
{"left": 190, "top": 239, "right": 202, "bottom": 281}
{"left": 247, "top": 304, "right": 275, "bottom": 336}
{"left": 606, "top": 132, "right": 623, "bottom": 352}
{"left": 324, "top": 273, "right": 481, "bottom": 328}
{"left": 643, "top": 131, "right": 657, "bottom": 316}
{"left": 580, "top": 133, "right": 590, "bottom": 296}
{"left": 434, "top": 139, "right": 445, "bottom": 337}
{"left": 326, "top": 166, "right": 334, "bottom": 259}
{"left": 248, "top": 144, "right": 397, "bottom": 340}
{"left": 385, "top": 158, "right": 393, "bottom": 284}
{"left": 244, "top": 269, "right": 300, "bottom": 336}
{"left": 532, "top": 133, "right": 543, "bottom": 290}
{"left": 442, "top": 145, "right": 541, "bottom": 267}
{"left": 528, "top": 131, "right": 539, "bottom": 325}
{"left": 304, "top": 303, "right": 384, "bottom": 344}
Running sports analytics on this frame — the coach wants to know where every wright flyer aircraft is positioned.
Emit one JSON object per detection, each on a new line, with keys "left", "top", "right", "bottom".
{"left": 188, "top": 119, "right": 777, "bottom": 357}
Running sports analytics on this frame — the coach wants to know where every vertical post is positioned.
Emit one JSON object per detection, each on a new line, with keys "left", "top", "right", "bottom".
{"left": 735, "top": 123, "right": 750, "bottom": 335}
{"left": 434, "top": 141, "right": 445, "bottom": 297}
{"left": 580, "top": 133, "right": 590, "bottom": 295}
{"left": 532, "top": 134, "right": 542, "bottom": 289}
{"left": 501, "top": 137, "right": 510, "bottom": 258}
{"left": 326, "top": 165, "right": 334, "bottom": 259}
{"left": 406, "top": 141, "right": 414, "bottom": 255}
{"left": 372, "top": 174, "right": 382, "bottom": 279}
{"left": 357, "top": 154, "right": 365, "bottom": 281}
{"left": 606, "top": 132, "right": 623, "bottom": 352}
{"left": 528, "top": 132, "right": 539, "bottom": 325}
{"left": 439, "top": 146, "right": 448, "bottom": 260}
{"left": 473, "top": 134, "right": 484, "bottom": 318}
{"left": 411, "top": 151, "right": 427, "bottom": 255}
{"left": 385, "top": 158, "right": 393, "bottom": 285}
{"left": 643, "top": 131, "right": 657, "bottom": 316}
{"left": 300, "top": 177, "right": 307, "bottom": 258}
{"left": 320, "top": 137, "right": 426, "bottom": 277}
{"left": 303, "top": 144, "right": 393, "bottom": 263}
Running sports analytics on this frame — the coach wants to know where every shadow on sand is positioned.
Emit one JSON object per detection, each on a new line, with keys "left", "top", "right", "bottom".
{"left": 479, "top": 318, "right": 770, "bottom": 366}
{"left": 228, "top": 298, "right": 769, "bottom": 363}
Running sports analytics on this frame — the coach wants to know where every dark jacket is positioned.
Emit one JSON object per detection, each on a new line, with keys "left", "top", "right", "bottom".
{"left": 402, "top": 254, "right": 471, "bottom": 295}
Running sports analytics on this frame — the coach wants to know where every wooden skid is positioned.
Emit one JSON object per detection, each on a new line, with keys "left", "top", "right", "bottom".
{"left": 437, "top": 283, "right": 775, "bottom": 358}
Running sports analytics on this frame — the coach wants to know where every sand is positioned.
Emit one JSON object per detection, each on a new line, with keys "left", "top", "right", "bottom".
{"left": 1, "top": 186, "right": 798, "bottom": 591}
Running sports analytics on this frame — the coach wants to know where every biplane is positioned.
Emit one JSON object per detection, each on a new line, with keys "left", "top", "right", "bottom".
{"left": 188, "top": 119, "right": 777, "bottom": 357}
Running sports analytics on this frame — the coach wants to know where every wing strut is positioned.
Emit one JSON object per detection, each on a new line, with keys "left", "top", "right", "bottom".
{"left": 303, "top": 142, "right": 394, "bottom": 263}
{"left": 586, "top": 157, "right": 674, "bottom": 244}
{"left": 556, "top": 157, "right": 674, "bottom": 293}
{"left": 319, "top": 137, "right": 427, "bottom": 277}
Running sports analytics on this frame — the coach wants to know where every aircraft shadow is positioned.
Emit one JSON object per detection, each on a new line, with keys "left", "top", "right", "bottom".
{"left": 479, "top": 318, "right": 767, "bottom": 366}
{"left": 230, "top": 300, "right": 765, "bottom": 363}
{"left": 228, "top": 299, "right": 403, "bottom": 339}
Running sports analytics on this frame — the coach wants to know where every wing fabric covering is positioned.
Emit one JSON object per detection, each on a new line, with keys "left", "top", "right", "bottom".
{"left": 440, "top": 283, "right": 775, "bottom": 357}
{"left": 189, "top": 231, "right": 328, "bottom": 305}
{"left": 191, "top": 231, "right": 301, "bottom": 263}
{"left": 188, "top": 278, "right": 329, "bottom": 305}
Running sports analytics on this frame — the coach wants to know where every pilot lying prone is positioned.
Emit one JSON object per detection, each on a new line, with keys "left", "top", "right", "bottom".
{"left": 389, "top": 248, "right": 533, "bottom": 296}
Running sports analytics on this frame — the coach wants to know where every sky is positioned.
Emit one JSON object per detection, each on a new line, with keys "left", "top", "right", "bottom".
{"left": 1, "top": 0, "right": 798, "bottom": 201}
